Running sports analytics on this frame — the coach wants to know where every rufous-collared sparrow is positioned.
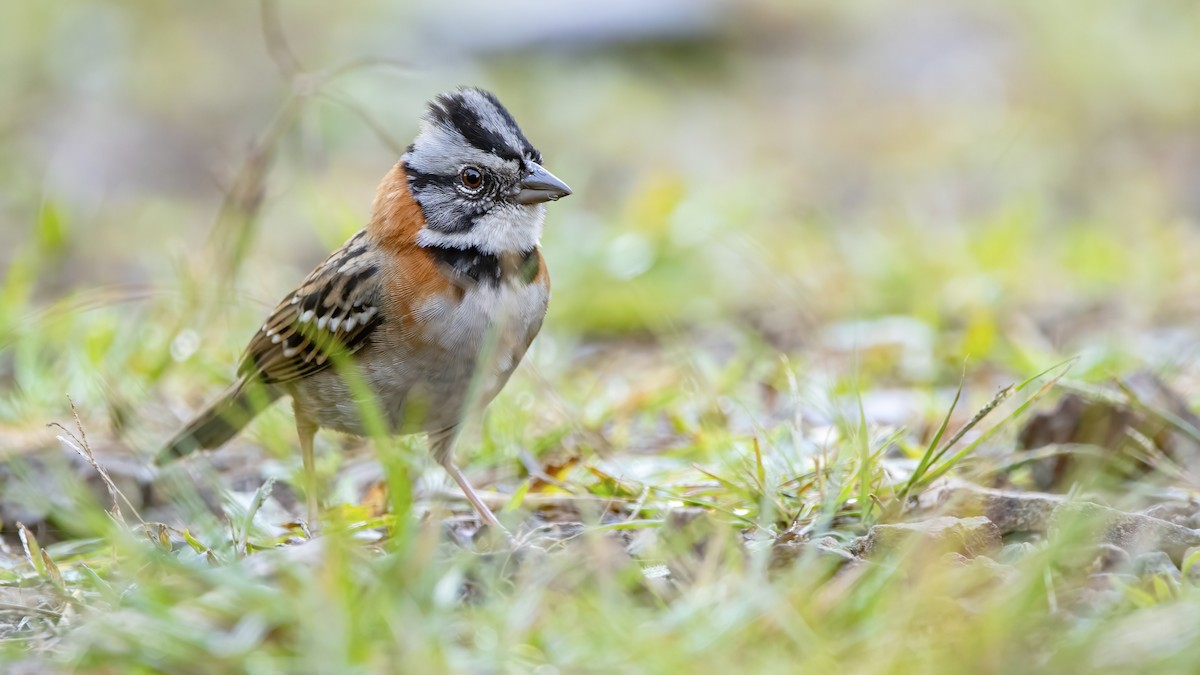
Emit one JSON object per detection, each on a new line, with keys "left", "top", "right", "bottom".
{"left": 158, "top": 87, "right": 572, "bottom": 532}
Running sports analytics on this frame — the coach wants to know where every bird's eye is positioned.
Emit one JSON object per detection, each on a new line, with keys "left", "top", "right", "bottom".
{"left": 459, "top": 167, "right": 484, "bottom": 190}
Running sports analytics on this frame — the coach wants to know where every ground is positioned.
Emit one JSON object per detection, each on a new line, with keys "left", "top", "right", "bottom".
{"left": 3, "top": 1, "right": 1200, "bottom": 672}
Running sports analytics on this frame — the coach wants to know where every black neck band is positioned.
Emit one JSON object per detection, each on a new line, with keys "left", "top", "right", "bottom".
{"left": 427, "top": 246, "right": 539, "bottom": 287}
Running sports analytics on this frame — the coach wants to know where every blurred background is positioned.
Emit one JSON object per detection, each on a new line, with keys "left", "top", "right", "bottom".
{"left": 2, "top": 0, "right": 1200, "bottom": 474}
{"left": 7, "top": 3, "right": 1200, "bottom": 670}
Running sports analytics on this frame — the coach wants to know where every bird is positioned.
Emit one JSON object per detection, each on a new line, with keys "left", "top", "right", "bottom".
{"left": 157, "top": 87, "right": 572, "bottom": 532}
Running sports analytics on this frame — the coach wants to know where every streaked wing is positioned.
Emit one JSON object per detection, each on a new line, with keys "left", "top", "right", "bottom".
{"left": 239, "top": 230, "right": 384, "bottom": 385}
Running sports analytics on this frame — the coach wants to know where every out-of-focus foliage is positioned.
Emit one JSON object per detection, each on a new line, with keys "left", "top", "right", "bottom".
{"left": 3, "top": 1, "right": 1200, "bottom": 672}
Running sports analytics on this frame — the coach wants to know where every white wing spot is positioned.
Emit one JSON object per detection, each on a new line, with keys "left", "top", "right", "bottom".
{"left": 329, "top": 317, "right": 342, "bottom": 332}
{"left": 299, "top": 310, "right": 315, "bottom": 323}
{"left": 317, "top": 315, "right": 329, "bottom": 330}
{"left": 271, "top": 334, "right": 283, "bottom": 344}
{"left": 282, "top": 346, "right": 300, "bottom": 358}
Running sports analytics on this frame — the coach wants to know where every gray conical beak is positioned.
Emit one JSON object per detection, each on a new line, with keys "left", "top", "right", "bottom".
{"left": 517, "top": 162, "right": 572, "bottom": 205}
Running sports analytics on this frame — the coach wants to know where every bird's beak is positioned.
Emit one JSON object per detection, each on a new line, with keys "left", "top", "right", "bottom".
{"left": 517, "top": 162, "right": 572, "bottom": 205}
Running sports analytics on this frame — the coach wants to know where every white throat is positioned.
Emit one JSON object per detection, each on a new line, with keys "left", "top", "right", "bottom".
{"left": 416, "top": 203, "right": 546, "bottom": 254}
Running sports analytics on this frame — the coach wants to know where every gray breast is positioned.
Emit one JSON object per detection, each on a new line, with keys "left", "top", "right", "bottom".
{"left": 291, "top": 280, "right": 549, "bottom": 438}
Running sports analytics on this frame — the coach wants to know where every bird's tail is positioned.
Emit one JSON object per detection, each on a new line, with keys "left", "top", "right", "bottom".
{"left": 156, "top": 383, "right": 280, "bottom": 465}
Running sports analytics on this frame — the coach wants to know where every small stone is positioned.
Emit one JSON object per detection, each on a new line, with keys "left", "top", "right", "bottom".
{"left": 921, "top": 481, "right": 1063, "bottom": 535}
{"left": 998, "top": 541, "right": 1038, "bottom": 564}
{"left": 1088, "top": 543, "right": 1132, "bottom": 574}
{"left": 852, "top": 516, "right": 1001, "bottom": 559}
{"left": 1056, "top": 542, "right": 1131, "bottom": 574}
{"left": 771, "top": 536, "right": 859, "bottom": 572}
{"left": 972, "top": 555, "right": 1018, "bottom": 583}
{"left": 807, "top": 535, "right": 858, "bottom": 563}
{"left": 811, "top": 535, "right": 843, "bottom": 550}
{"left": 1132, "top": 551, "right": 1181, "bottom": 583}
{"left": 1141, "top": 503, "right": 1195, "bottom": 527}
{"left": 1049, "top": 502, "right": 1200, "bottom": 564}
{"left": 937, "top": 553, "right": 1017, "bottom": 592}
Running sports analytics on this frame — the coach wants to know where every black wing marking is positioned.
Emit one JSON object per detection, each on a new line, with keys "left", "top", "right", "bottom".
{"left": 239, "top": 230, "right": 384, "bottom": 385}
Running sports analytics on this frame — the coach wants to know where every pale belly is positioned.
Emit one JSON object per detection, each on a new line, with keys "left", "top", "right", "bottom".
{"left": 289, "top": 280, "right": 549, "bottom": 440}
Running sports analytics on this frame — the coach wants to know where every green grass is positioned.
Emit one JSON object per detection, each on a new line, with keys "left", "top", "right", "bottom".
{"left": 4, "top": 323, "right": 1197, "bottom": 672}
{"left": 5, "top": 1, "right": 1200, "bottom": 672}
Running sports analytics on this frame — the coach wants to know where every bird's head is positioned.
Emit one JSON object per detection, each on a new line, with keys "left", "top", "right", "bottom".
{"left": 401, "top": 87, "right": 571, "bottom": 255}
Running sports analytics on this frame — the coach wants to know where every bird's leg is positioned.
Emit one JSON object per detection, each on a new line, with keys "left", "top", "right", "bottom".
{"left": 433, "top": 432, "right": 507, "bottom": 533}
{"left": 440, "top": 458, "right": 507, "bottom": 532}
{"left": 295, "top": 412, "right": 319, "bottom": 528}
